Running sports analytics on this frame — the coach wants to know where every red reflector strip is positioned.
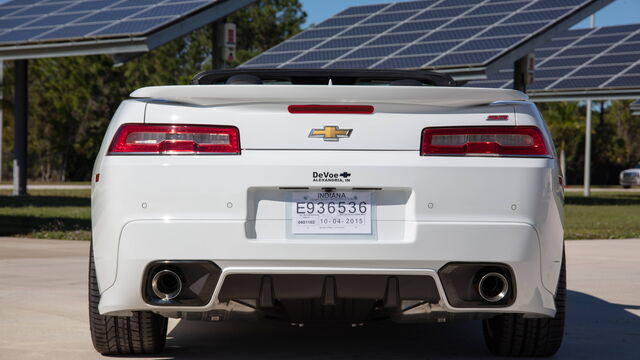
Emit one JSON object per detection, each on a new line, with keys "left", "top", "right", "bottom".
{"left": 108, "top": 124, "right": 240, "bottom": 155}
{"left": 288, "top": 105, "right": 374, "bottom": 114}
{"left": 421, "top": 126, "right": 548, "bottom": 157}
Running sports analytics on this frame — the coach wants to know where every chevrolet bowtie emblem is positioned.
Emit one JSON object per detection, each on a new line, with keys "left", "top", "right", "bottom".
{"left": 309, "top": 126, "right": 352, "bottom": 141}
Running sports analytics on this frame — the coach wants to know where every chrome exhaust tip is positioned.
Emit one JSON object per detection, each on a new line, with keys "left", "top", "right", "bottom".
{"left": 151, "top": 269, "right": 182, "bottom": 300}
{"left": 478, "top": 272, "right": 509, "bottom": 303}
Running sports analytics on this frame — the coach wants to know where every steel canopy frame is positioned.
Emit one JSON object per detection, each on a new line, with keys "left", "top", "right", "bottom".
{"left": 528, "top": 89, "right": 640, "bottom": 102}
{"left": 631, "top": 100, "right": 640, "bottom": 115}
{"left": 469, "top": 22, "right": 640, "bottom": 94}
{"left": 1, "top": 0, "right": 256, "bottom": 195}
{"left": 0, "top": 0, "right": 255, "bottom": 61}
{"left": 0, "top": 37, "right": 148, "bottom": 61}
{"left": 447, "top": 0, "right": 616, "bottom": 82}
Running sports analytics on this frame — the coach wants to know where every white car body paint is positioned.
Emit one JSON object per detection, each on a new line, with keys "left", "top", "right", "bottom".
{"left": 92, "top": 84, "right": 564, "bottom": 319}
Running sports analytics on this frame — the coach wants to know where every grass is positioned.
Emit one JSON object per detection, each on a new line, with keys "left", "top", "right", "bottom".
{"left": 0, "top": 189, "right": 639, "bottom": 241}
{"left": 564, "top": 191, "right": 640, "bottom": 240}
{"left": 0, "top": 181, "right": 90, "bottom": 186}
{"left": 0, "top": 189, "right": 91, "bottom": 240}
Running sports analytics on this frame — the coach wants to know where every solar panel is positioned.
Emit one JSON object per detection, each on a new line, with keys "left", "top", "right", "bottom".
{"left": 0, "top": 0, "right": 219, "bottom": 45}
{"left": 631, "top": 99, "right": 640, "bottom": 114}
{"left": 466, "top": 24, "right": 640, "bottom": 94}
{"left": 241, "top": 0, "right": 613, "bottom": 75}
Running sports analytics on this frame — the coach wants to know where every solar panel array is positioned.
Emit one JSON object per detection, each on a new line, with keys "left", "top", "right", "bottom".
{"left": 0, "top": 0, "right": 220, "bottom": 44}
{"left": 468, "top": 24, "right": 640, "bottom": 91}
{"left": 242, "top": 0, "right": 604, "bottom": 70}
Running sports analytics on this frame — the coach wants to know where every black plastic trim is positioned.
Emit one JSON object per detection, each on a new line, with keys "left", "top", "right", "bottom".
{"left": 192, "top": 69, "right": 456, "bottom": 87}
{"left": 217, "top": 274, "right": 440, "bottom": 305}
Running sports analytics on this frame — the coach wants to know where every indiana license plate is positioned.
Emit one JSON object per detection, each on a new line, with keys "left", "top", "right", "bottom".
{"left": 291, "top": 192, "right": 372, "bottom": 235}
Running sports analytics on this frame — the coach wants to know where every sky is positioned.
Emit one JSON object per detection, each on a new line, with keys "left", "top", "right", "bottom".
{"left": 300, "top": 0, "right": 640, "bottom": 29}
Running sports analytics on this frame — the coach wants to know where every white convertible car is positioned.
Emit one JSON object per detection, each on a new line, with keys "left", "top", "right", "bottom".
{"left": 89, "top": 69, "right": 565, "bottom": 357}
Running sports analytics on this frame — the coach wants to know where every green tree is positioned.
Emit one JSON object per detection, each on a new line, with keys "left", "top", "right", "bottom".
{"left": 539, "top": 102, "right": 584, "bottom": 183}
{"left": 539, "top": 100, "right": 640, "bottom": 185}
{"left": 228, "top": 0, "right": 307, "bottom": 65}
{"left": 591, "top": 101, "right": 627, "bottom": 185}
{"left": 608, "top": 100, "right": 640, "bottom": 165}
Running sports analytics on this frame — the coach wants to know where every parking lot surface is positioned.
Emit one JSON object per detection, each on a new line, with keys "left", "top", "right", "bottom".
{"left": 0, "top": 237, "right": 638, "bottom": 360}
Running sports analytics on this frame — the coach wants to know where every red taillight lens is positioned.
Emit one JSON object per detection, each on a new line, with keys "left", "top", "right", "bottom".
{"left": 288, "top": 105, "right": 374, "bottom": 114}
{"left": 108, "top": 124, "right": 240, "bottom": 155}
{"left": 421, "top": 126, "right": 548, "bottom": 157}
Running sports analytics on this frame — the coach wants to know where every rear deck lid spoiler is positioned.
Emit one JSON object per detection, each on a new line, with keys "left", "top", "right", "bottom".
{"left": 130, "top": 85, "right": 528, "bottom": 107}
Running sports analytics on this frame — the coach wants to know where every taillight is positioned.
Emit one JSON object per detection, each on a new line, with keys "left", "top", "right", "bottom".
{"left": 108, "top": 124, "right": 240, "bottom": 155}
{"left": 288, "top": 105, "right": 374, "bottom": 114}
{"left": 421, "top": 126, "right": 548, "bottom": 157}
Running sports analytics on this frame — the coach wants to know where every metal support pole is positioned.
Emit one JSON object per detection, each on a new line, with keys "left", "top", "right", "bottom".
{"left": 211, "top": 22, "right": 220, "bottom": 70}
{"left": 513, "top": 56, "right": 526, "bottom": 93}
{"left": 560, "top": 148, "right": 566, "bottom": 181}
{"left": 584, "top": 100, "right": 592, "bottom": 197}
{"left": 0, "top": 60, "right": 3, "bottom": 184}
{"left": 581, "top": 13, "right": 596, "bottom": 197}
{"left": 13, "top": 59, "right": 27, "bottom": 196}
{"left": 211, "top": 20, "right": 226, "bottom": 70}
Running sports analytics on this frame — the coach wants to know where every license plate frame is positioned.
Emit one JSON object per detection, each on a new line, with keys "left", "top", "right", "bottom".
{"left": 289, "top": 191, "right": 373, "bottom": 236}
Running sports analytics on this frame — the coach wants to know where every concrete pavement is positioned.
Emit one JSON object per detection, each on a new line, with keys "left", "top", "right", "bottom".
{"left": 0, "top": 237, "right": 638, "bottom": 360}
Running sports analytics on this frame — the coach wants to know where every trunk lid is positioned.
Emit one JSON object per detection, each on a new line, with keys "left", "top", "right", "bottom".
{"left": 134, "top": 85, "right": 524, "bottom": 151}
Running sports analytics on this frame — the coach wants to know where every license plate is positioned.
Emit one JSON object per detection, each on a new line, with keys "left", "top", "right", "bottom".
{"left": 291, "top": 192, "right": 372, "bottom": 235}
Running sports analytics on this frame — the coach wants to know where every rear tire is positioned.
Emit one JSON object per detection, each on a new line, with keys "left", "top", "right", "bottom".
{"left": 482, "top": 251, "right": 566, "bottom": 357}
{"left": 622, "top": 185, "right": 631, "bottom": 189}
{"left": 89, "top": 244, "right": 167, "bottom": 355}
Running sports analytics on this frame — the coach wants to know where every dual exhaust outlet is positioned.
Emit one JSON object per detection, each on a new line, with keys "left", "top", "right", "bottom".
{"left": 477, "top": 272, "right": 509, "bottom": 303}
{"left": 144, "top": 261, "right": 221, "bottom": 306}
{"left": 151, "top": 269, "right": 183, "bottom": 301}
{"left": 439, "top": 263, "right": 514, "bottom": 307}
{"left": 149, "top": 265, "right": 508, "bottom": 305}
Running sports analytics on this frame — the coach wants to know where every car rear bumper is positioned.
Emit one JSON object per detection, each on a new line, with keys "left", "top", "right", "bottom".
{"left": 620, "top": 177, "right": 640, "bottom": 186}
{"left": 97, "top": 220, "right": 557, "bottom": 318}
